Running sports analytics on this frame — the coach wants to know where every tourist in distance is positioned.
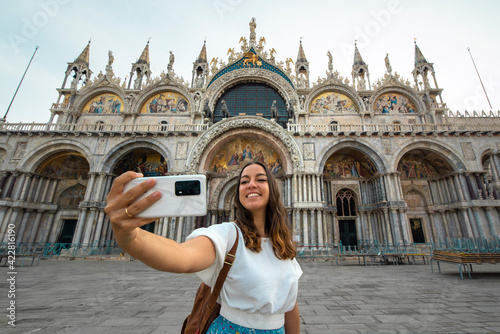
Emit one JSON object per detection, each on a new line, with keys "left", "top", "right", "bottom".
{"left": 105, "top": 161, "right": 302, "bottom": 333}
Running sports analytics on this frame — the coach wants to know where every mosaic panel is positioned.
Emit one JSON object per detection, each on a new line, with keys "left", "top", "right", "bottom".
{"left": 210, "top": 138, "right": 282, "bottom": 175}
{"left": 374, "top": 93, "right": 416, "bottom": 114}
{"left": 310, "top": 92, "right": 357, "bottom": 114}
{"left": 141, "top": 91, "right": 189, "bottom": 113}
{"left": 82, "top": 93, "right": 123, "bottom": 114}
{"left": 323, "top": 154, "right": 377, "bottom": 178}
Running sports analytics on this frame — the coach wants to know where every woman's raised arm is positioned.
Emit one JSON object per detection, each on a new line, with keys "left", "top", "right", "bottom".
{"left": 104, "top": 171, "right": 215, "bottom": 273}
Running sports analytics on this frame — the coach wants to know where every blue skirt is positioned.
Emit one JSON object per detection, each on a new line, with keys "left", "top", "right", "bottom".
{"left": 207, "top": 315, "right": 285, "bottom": 334}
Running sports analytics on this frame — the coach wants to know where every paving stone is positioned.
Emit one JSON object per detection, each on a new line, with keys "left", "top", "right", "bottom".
{"left": 1, "top": 258, "right": 499, "bottom": 333}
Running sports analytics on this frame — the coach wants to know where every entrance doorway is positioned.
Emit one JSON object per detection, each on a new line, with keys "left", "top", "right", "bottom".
{"left": 339, "top": 219, "right": 357, "bottom": 247}
{"left": 410, "top": 218, "right": 426, "bottom": 243}
{"left": 57, "top": 219, "right": 77, "bottom": 244}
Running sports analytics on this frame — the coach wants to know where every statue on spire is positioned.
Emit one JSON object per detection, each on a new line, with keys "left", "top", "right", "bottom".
{"left": 327, "top": 51, "right": 333, "bottom": 74}
{"left": 168, "top": 51, "right": 175, "bottom": 73}
{"left": 385, "top": 53, "right": 392, "bottom": 74}
{"left": 249, "top": 17, "right": 257, "bottom": 47}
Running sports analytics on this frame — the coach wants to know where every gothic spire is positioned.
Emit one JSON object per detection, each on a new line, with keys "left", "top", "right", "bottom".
{"left": 414, "top": 41, "right": 428, "bottom": 66}
{"left": 197, "top": 40, "right": 207, "bottom": 63}
{"left": 75, "top": 40, "right": 91, "bottom": 66}
{"left": 297, "top": 39, "right": 308, "bottom": 63}
{"left": 353, "top": 42, "right": 365, "bottom": 66}
{"left": 138, "top": 40, "right": 150, "bottom": 64}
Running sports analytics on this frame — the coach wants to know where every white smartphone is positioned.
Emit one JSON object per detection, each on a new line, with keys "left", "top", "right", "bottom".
{"left": 123, "top": 175, "right": 207, "bottom": 218}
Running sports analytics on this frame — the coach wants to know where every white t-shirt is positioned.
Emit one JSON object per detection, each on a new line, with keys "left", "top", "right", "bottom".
{"left": 186, "top": 222, "right": 302, "bottom": 330}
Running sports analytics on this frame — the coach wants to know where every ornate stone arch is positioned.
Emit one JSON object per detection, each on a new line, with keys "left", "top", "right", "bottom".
{"left": 133, "top": 84, "right": 194, "bottom": 114}
{"left": 371, "top": 86, "right": 425, "bottom": 114}
{"left": 73, "top": 86, "right": 125, "bottom": 114}
{"left": 209, "top": 173, "right": 239, "bottom": 211}
{"left": 99, "top": 138, "right": 173, "bottom": 173}
{"left": 17, "top": 139, "right": 94, "bottom": 173}
{"left": 392, "top": 140, "right": 466, "bottom": 173}
{"left": 186, "top": 117, "right": 304, "bottom": 173}
{"left": 203, "top": 68, "right": 299, "bottom": 111}
{"left": 316, "top": 138, "right": 388, "bottom": 175}
{"left": 306, "top": 84, "right": 366, "bottom": 114}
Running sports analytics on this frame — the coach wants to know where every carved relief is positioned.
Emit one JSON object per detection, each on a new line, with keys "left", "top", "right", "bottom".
{"left": 461, "top": 142, "right": 476, "bottom": 161}
{"left": 176, "top": 142, "right": 189, "bottom": 160}
{"left": 303, "top": 143, "right": 315, "bottom": 160}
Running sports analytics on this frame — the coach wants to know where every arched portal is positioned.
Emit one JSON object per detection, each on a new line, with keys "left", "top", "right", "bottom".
{"left": 398, "top": 148, "right": 458, "bottom": 243}
{"left": 322, "top": 147, "right": 377, "bottom": 246}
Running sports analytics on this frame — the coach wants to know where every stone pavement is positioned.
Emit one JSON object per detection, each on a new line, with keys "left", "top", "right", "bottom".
{"left": 1, "top": 258, "right": 500, "bottom": 334}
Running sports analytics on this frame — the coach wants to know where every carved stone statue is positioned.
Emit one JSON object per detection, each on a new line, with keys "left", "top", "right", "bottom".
{"left": 385, "top": 53, "right": 392, "bottom": 74}
{"left": 108, "top": 51, "right": 114, "bottom": 66}
{"left": 249, "top": 17, "right": 257, "bottom": 46}
{"left": 271, "top": 100, "right": 278, "bottom": 119}
{"left": 327, "top": 51, "right": 333, "bottom": 73}
{"left": 203, "top": 101, "right": 213, "bottom": 121}
{"left": 287, "top": 100, "right": 295, "bottom": 120}
{"left": 168, "top": 51, "right": 175, "bottom": 72}
{"left": 299, "top": 95, "right": 306, "bottom": 110}
{"left": 357, "top": 76, "right": 366, "bottom": 90}
{"left": 194, "top": 93, "right": 201, "bottom": 112}
{"left": 221, "top": 100, "right": 230, "bottom": 118}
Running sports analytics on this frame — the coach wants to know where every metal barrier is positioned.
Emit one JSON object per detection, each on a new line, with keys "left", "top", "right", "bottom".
{"left": 0, "top": 241, "right": 122, "bottom": 258}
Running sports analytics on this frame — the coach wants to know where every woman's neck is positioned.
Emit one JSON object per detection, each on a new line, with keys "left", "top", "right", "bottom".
{"left": 252, "top": 211, "right": 267, "bottom": 237}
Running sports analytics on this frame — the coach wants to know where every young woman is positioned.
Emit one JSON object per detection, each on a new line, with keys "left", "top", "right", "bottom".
{"left": 105, "top": 161, "right": 301, "bottom": 333}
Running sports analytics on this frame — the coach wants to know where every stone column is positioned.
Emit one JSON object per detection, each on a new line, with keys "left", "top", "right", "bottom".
{"left": 383, "top": 209, "right": 393, "bottom": 244}
{"left": 317, "top": 209, "right": 324, "bottom": 245}
{"left": 27, "top": 210, "right": 44, "bottom": 243}
{"left": 399, "top": 208, "right": 411, "bottom": 245}
{"left": 0, "top": 172, "right": 9, "bottom": 196}
{"left": 297, "top": 175, "right": 303, "bottom": 202}
{"left": 5, "top": 173, "right": 18, "bottom": 199}
{"left": 485, "top": 207, "right": 499, "bottom": 237}
{"left": 82, "top": 208, "right": 98, "bottom": 244}
{"left": 459, "top": 208, "right": 474, "bottom": 238}
{"left": 16, "top": 210, "right": 31, "bottom": 242}
{"left": 459, "top": 173, "right": 472, "bottom": 201}
{"left": 302, "top": 210, "right": 308, "bottom": 245}
{"left": 473, "top": 208, "right": 489, "bottom": 239}
{"left": 453, "top": 174, "right": 465, "bottom": 201}
{"left": 73, "top": 209, "right": 88, "bottom": 245}
{"left": 41, "top": 211, "right": 57, "bottom": 243}
{"left": 310, "top": 209, "right": 317, "bottom": 244}
{"left": 475, "top": 174, "right": 487, "bottom": 199}
{"left": 307, "top": 175, "right": 312, "bottom": 202}
{"left": 293, "top": 174, "right": 298, "bottom": 203}
{"left": 176, "top": 216, "right": 184, "bottom": 243}
{"left": 333, "top": 211, "right": 339, "bottom": 245}
{"left": 356, "top": 211, "right": 363, "bottom": 242}
{"left": 293, "top": 209, "right": 301, "bottom": 243}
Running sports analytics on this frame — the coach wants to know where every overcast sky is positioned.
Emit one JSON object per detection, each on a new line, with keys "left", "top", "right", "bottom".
{"left": 1, "top": 0, "right": 499, "bottom": 123}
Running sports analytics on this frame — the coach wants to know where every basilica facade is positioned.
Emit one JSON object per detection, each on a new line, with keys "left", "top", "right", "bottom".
{"left": 1, "top": 19, "right": 499, "bottom": 249}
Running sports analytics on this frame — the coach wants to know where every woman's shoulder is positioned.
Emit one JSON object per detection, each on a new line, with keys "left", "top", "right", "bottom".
{"left": 187, "top": 222, "right": 238, "bottom": 249}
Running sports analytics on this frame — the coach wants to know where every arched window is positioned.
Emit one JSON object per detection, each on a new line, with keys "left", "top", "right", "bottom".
{"left": 96, "top": 121, "right": 104, "bottom": 131}
{"left": 330, "top": 120, "right": 338, "bottom": 132}
{"left": 336, "top": 189, "right": 357, "bottom": 217}
{"left": 160, "top": 120, "right": 168, "bottom": 132}
{"left": 213, "top": 83, "right": 287, "bottom": 128}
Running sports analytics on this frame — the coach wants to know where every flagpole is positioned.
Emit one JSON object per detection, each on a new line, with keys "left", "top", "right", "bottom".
{"left": 467, "top": 47, "right": 493, "bottom": 110}
{"left": 3, "top": 45, "right": 40, "bottom": 121}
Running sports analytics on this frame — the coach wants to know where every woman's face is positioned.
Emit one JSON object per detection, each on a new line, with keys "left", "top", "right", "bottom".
{"left": 239, "top": 164, "right": 270, "bottom": 214}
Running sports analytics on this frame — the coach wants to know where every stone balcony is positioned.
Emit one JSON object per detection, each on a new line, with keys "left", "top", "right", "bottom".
{"left": 0, "top": 122, "right": 209, "bottom": 136}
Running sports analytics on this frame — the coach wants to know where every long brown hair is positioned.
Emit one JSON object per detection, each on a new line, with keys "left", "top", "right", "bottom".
{"left": 234, "top": 161, "right": 296, "bottom": 260}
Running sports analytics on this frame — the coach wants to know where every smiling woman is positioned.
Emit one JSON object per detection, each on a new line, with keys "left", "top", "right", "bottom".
{"left": 105, "top": 161, "right": 301, "bottom": 333}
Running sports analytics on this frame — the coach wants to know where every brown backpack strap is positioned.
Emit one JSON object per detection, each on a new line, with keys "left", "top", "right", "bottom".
{"left": 199, "top": 225, "right": 239, "bottom": 329}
